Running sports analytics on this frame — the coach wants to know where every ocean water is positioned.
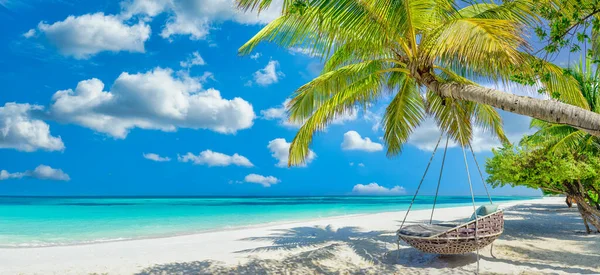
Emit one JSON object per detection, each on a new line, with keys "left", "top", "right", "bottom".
{"left": 0, "top": 196, "right": 534, "bottom": 247}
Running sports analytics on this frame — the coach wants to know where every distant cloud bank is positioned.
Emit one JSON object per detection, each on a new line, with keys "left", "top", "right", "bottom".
{"left": 352, "top": 183, "right": 406, "bottom": 196}
{"left": 0, "top": 165, "right": 70, "bottom": 181}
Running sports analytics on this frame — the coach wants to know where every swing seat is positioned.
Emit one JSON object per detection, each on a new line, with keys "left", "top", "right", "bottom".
{"left": 397, "top": 210, "right": 504, "bottom": 254}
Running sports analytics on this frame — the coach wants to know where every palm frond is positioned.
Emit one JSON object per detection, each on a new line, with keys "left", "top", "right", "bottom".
{"left": 453, "top": 0, "right": 539, "bottom": 26}
{"left": 426, "top": 91, "right": 473, "bottom": 146}
{"left": 383, "top": 76, "right": 426, "bottom": 156}
{"left": 287, "top": 60, "right": 389, "bottom": 123}
{"left": 421, "top": 18, "right": 527, "bottom": 82}
{"left": 288, "top": 72, "right": 385, "bottom": 166}
{"left": 238, "top": 0, "right": 406, "bottom": 58}
{"left": 472, "top": 103, "right": 509, "bottom": 143}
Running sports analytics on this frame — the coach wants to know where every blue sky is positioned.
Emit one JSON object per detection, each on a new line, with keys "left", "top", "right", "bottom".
{"left": 0, "top": 0, "right": 541, "bottom": 197}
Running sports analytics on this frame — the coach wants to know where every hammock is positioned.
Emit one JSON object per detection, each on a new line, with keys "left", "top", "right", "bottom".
{"left": 395, "top": 135, "right": 504, "bottom": 272}
{"left": 397, "top": 209, "right": 503, "bottom": 254}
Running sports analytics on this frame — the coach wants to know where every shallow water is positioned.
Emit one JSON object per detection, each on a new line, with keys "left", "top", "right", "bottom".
{"left": 0, "top": 196, "right": 534, "bottom": 247}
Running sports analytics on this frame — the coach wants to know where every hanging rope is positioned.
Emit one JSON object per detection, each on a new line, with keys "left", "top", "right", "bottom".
{"left": 462, "top": 146, "right": 480, "bottom": 274}
{"left": 399, "top": 134, "right": 443, "bottom": 231}
{"left": 429, "top": 135, "right": 450, "bottom": 224}
{"left": 469, "top": 144, "right": 493, "bottom": 204}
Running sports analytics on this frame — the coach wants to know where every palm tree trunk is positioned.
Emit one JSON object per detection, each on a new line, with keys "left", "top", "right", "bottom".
{"left": 420, "top": 72, "right": 600, "bottom": 136}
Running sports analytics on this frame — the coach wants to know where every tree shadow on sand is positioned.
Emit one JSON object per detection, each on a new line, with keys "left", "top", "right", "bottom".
{"left": 135, "top": 202, "right": 599, "bottom": 274}
{"left": 484, "top": 202, "right": 600, "bottom": 274}
{"left": 135, "top": 225, "right": 478, "bottom": 275}
{"left": 234, "top": 225, "right": 394, "bottom": 263}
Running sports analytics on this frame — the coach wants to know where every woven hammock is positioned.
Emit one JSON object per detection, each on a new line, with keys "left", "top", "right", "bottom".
{"left": 395, "top": 135, "right": 504, "bottom": 272}
{"left": 398, "top": 211, "right": 504, "bottom": 254}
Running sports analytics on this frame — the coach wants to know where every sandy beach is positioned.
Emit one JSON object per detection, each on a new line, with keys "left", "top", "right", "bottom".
{"left": 0, "top": 197, "right": 598, "bottom": 274}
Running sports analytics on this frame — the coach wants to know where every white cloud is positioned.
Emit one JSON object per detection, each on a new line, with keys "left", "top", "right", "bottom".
{"left": 407, "top": 119, "right": 455, "bottom": 151}
{"left": 260, "top": 99, "right": 300, "bottom": 127}
{"left": 49, "top": 68, "right": 255, "bottom": 138}
{"left": 0, "top": 103, "right": 64, "bottom": 152}
{"left": 351, "top": 183, "right": 406, "bottom": 196}
{"left": 180, "top": 51, "right": 206, "bottom": 68}
{"left": 364, "top": 110, "right": 382, "bottom": 132}
{"left": 244, "top": 173, "right": 280, "bottom": 187}
{"left": 22, "top": 29, "right": 36, "bottom": 38}
{"left": 407, "top": 113, "right": 532, "bottom": 153}
{"left": 267, "top": 138, "right": 316, "bottom": 168}
{"left": 37, "top": 13, "right": 150, "bottom": 59}
{"left": 332, "top": 110, "right": 359, "bottom": 125}
{"left": 143, "top": 153, "right": 171, "bottom": 162}
{"left": 349, "top": 162, "right": 354, "bottom": 166}
{"left": 261, "top": 99, "right": 358, "bottom": 128}
{"left": 341, "top": 131, "right": 383, "bottom": 152}
{"left": 121, "top": 0, "right": 283, "bottom": 40}
{"left": 288, "top": 47, "right": 320, "bottom": 57}
{"left": 253, "top": 60, "right": 283, "bottom": 86}
{"left": 358, "top": 163, "right": 365, "bottom": 167}
{"left": 250, "top": 52, "right": 261, "bottom": 60}
{"left": 0, "top": 165, "right": 70, "bottom": 181}
{"left": 178, "top": 150, "right": 253, "bottom": 167}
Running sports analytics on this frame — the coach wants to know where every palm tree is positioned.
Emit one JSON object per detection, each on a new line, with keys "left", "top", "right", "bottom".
{"left": 236, "top": 0, "right": 600, "bottom": 165}
{"left": 526, "top": 59, "right": 600, "bottom": 153}
{"left": 523, "top": 59, "right": 600, "bottom": 232}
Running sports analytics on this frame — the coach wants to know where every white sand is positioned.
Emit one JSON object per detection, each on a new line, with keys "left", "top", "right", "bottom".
{"left": 1, "top": 197, "right": 598, "bottom": 274}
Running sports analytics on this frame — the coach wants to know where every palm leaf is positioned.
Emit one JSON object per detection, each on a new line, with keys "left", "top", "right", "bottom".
{"left": 383, "top": 76, "right": 426, "bottom": 156}
{"left": 288, "top": 72, "right": 385, "bottom": 166}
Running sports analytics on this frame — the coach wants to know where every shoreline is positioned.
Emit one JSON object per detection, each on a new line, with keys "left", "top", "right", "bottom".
{"left": 1, "top": 197, "right": 598, "bottom": 274}
{"left": 0, "top": 197, "right": 537, "bottom": 249}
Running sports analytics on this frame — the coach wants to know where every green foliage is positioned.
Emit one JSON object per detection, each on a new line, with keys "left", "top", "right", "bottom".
{"left": 524, "top": 59, "right": 600, "bottom": 154}
{"left": 486, "top": 143, "right": 600, "bottom": 195}
{"left": 532, "top": 0, "right": 600, "bottom": 62}
{"left": 236, "top": 0, "right": 584, "bottom": 166}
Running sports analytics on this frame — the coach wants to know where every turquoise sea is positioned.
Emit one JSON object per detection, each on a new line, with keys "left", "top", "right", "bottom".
{"left": 0, "top": 196, "right": 535, "bottom": 247}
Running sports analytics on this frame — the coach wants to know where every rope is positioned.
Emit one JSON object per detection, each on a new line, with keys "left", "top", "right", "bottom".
{"left": 469, "top": 144, "right": 493, "bottom": 204}
{"left": 429, "top": 135, "right": 450, "bottom": 224}
{"left": 462, "top": 146, "right": 479, "bottom": 274}
{"left": 399, "top": 134, "right": 443, "bottom": 231}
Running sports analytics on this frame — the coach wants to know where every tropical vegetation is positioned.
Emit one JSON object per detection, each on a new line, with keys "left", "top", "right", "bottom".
{"left": 486, "top": 143, "right": 600, "bottom": 233}
{"left": 236, "top": 0, "right": 600, "bottom": 166}
{"left": 487, "top": 59, "right": 600, "bottom": 233}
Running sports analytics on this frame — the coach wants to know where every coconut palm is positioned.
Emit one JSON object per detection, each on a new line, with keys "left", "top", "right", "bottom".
{"left": 521, "top": 59, "right": 600, "bottom": 232}
{"left": 525, "top": 59, "right": 600, "bottom": 153}
{"left": 236, "top": 0, "right": 600, "bottom": 165}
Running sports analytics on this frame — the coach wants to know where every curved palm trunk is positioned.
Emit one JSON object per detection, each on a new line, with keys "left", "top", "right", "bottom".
{"left": 420, "top": 73, "right": 600, "bottom": 136}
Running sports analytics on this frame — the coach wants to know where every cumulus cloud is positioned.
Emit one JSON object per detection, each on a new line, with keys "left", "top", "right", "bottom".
{"left": 180, "top": 51, "right": 206, "bottom": 68}
{"left": 261, "top": 99, "right": 358, "bottom": 128}
{"left": 252, "top": 60, "right": 283, "bottom": 86}
{"left": 23, "top": 29, "right": 36, "bottom": 38}
{"left": 121, "top": 0, "right": 282, "bottom": 40}
{"left": 364, "top": 110, "right": 382, "bottom": 132}
{"left": 0, "top": 103, "right": 64, "bottom": 152}
{"left": 250, "top": 52, "right": 261, "bottom": 60}
{"left": 49, "top": 68, "right": 255, "bottom": 138}
{"left": 288, "top": 47, "right": 321, "bottom": 57}
{"left": 143, "top": 153, "right": 171, "bottom": 162}
{"left": 244, "top": 173, "right": 280, "bottom": 187}
{"left": 37, "top": 13, "right": 150, "bottom": 59}
{"left": 351, "top": 183, "right": 406, "bottom": 195}
{"left": 178, "top": 150, "right": 253, "bottom": 167}
{"left": 267, "top": 138, "right": 316, "bottom": 168}
{"left": 407, "top": 113, "right": 533, "bottom": 153}
{"left": 341, "top": 131, "right": 383, "bottom": 152}
{"left": 0, "top": 165, "right": 70, "bottom": 181}
{"left": 260, "top": 99, "right": 299, "bottom": 127}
